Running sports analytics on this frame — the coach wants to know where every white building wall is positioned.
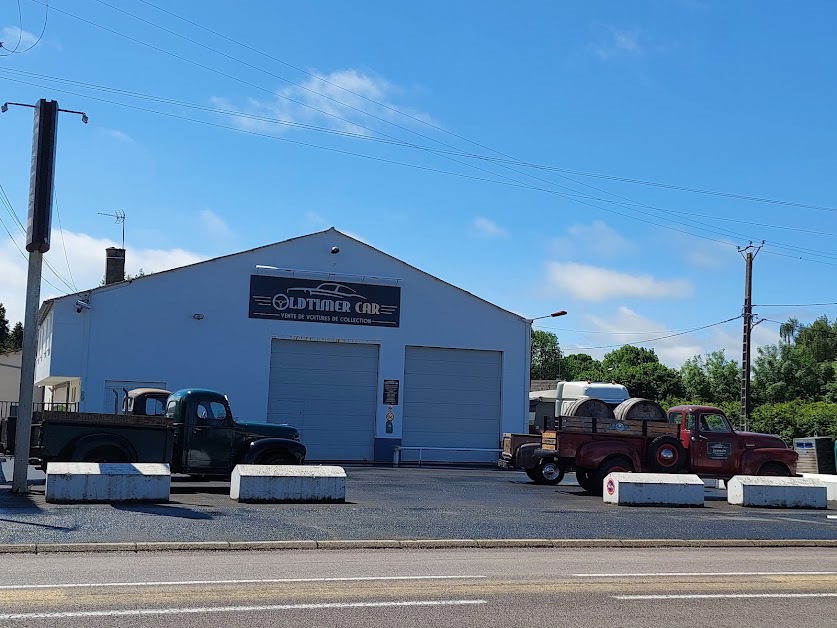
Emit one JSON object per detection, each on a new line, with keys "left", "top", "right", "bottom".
{"left": 0, "top": 350, "right": 22, "bottom": 402}
{"left": 36, "top": 230, "right": 530, "bottom": 451}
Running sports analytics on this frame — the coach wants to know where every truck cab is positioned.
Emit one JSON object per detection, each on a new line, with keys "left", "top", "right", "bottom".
{"left": 668, "top": 405, "right": 798, "bottom": 478}
{"left": 165, "top": 388, "right": 305, "bottom": 475}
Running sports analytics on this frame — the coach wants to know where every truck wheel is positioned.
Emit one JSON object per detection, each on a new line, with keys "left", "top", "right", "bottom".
{"left": 758, "top": 462, "right": 790, "bottom": 476}
{"left": 83, "top": 447, "right": 129, "bottom": 463}
{"left": 525, "top": 461, "right": 565, "bottom": 485}
{"left": 647, "top": 435, "right": 687, "bottom": 473}
{"left": 575, "top": 468, "right": 598, "bottom": 493}
{"left": 594, "top": 456, "right": 635, "bottom": 496}
{"left": 259, "top": 451, "right": 293, "bottom": 465}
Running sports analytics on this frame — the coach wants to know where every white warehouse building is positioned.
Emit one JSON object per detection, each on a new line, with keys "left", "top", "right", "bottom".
{"left": 34, "top": 228, "right": 531, "bottom": 463}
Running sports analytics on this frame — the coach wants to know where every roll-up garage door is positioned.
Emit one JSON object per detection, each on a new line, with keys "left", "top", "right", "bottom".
{"left": 267, "top": 339, "right": 379, "bottom": 461}
{"left": 402, "top": 346, "right": 501, "bottom": 462}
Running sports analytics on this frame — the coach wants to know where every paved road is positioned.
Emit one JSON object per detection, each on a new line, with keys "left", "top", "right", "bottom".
{"left": 1, "top": 547, "right": 837, "bottom": 626}
{"left": 2, "top": 465, "right": 836, "bottom": 544}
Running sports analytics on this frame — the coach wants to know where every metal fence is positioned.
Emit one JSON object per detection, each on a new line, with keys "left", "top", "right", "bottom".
{"left": 0, "top": 401, "right": 80, "bottom": 419}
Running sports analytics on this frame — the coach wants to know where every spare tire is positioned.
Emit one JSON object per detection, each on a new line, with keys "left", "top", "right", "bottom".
{"left": 614, "top": 398, "right": 667, "bottom": 422}
{"left": 647, "top": 435, "right": 687, "bottom": 473}
{"left": 563, "top": 397, "right": 615, "bottom": 420}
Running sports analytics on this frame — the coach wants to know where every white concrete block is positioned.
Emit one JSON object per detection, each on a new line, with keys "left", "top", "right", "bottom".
{"left": 231, "top": 465, "right": 346, "bottom": 503}
{"left": 801, "top": 473, "right": 837, "bottom": 501}
{"left": 703, "top": 478, "right": 726, "bottom": 489}
{"left": 45, "top": 463, "right": 171, "bottom": 503}
{"left": 602, "top": 472, "right": 704, "bottom": 506}
{"left": 727, "top": 476, "right": 827, "bottom": 509}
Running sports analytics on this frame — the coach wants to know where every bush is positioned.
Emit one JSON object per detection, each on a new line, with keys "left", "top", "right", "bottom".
{"left": 750, "top": 401, "right": 837, "bottom": 444}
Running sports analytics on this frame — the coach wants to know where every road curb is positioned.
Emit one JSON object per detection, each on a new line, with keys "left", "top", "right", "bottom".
{"left": 3, "top": 538, "right": 837, "bottom": 554}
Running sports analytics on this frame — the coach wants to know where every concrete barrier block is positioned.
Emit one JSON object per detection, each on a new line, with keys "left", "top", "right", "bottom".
{"left": 45, "top": 463, "right": 170, "bottom": 503}
{"left": 800, "top": 473, "right": 837, "bottom": 501}
{"left": 602, "top": 472, "right": 704, "bottom": 506}
{"left": 230, "top": 465, "right": 346, "bottom": 503}
{"left": 727, "top": 476, "right": 827, "bottom": 508}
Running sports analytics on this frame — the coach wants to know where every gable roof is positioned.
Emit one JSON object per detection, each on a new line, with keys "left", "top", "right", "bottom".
{"left": 44, "top": 228, "right": 527, "bottom": 323}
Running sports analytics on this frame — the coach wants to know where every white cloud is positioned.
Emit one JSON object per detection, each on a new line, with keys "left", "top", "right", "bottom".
{"left": 0, "top": 230, "right": 204, "bottom": 325}
{"left": 588, "top": 26, "right": 644, "bottom": 61}
{"left": 545, "top": 262, "right": 693, "bottom": 301}
{"left": 211, "top": 68, "right": 437, "bottom": 137}
{"left": 472, "top": 217, "right": 507, "bottom": 238}
{"left": 103, "top": 129, "right": 133, "bottom": 144}
{"left": 199, "top": 209, "right": 232, "bottom": 237}
{"left": 552, "top": 220, "right": 633, "bottom": 259}
{"left": 686, "top": 240, "right": 736, "bottom": 270}
{"left": 305, "top": 212, "right": 329, "bottom": 228}
{"left": 1, "top": 26, "right": 37, "bottom": 50}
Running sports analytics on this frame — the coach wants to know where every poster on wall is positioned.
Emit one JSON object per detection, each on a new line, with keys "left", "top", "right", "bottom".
{"left": 249, "top": 275, "right": 401, "bottom": 327}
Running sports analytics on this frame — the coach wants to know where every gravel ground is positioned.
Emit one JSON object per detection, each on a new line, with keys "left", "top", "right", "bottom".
{"left": 1, "top": 466, "right": 836, "bottom": 544}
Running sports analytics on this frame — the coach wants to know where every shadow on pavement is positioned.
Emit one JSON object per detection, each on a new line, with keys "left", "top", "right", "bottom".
{"left": 0, "top": 486, "right": 44, "bottom": 511}
{"left": 111, "top": 503, "right": 215, "bottom": 520}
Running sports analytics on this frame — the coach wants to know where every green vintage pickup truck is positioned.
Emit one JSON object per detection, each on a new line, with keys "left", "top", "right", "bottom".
{"left": 0, "top": 388, "right": 306, "bottom": 476}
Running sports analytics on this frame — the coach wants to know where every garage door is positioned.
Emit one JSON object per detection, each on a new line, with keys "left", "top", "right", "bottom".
{"left": 402, "top": 347, "right": 501, "bottom": 462}
{"left": 267, "top": 340, "right": 379, "bottom": 461}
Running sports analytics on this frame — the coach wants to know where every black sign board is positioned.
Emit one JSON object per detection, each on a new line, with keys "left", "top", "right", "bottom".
{"left": 249, "top": 275, "right": 400, "bottom": 327}
{"left": 708, "top": 442, "right": 732, "bottom": 460}
{"left": 383, "top": 380, "right": 400, "bottom": 405}
{"left": 27, "top": 99, "right": 58, "bottom": 253}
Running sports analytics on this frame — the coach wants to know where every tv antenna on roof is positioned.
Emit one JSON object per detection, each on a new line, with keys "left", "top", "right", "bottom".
{"left": 97, "top": 209, "right": 126, "bottom": 248}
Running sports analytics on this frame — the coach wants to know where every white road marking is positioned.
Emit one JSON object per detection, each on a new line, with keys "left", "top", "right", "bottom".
{"left": 616, "top": 593, "right": 837, "bottom": 600}
{"left": 0, "top": 574, "right": 486, "bottom": 591}
{"left": 0, "top": 599, "right": 488, "bottom": 620}
{"left": 574, "top": 571, "right": 837, "bottom": 578}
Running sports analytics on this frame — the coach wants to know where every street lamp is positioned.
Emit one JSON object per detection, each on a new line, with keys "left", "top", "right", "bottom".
{"left": 531, "top": 310, "right": 567, "bottom": 321}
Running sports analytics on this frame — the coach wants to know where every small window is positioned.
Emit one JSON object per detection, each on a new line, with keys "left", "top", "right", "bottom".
{"left": 668, "top": 412, "right": 682, "bottom": 425}
{"left": 165, "top": 400, "right": 177, "bottom": 418}
{"left": 145, "top": 398, "right": 165, "bottom": 416}
{"left": 685, "top": 413, "right": 696, "bottom": 430}
{"left": 195, "top": 400, "right": 227, "bottom": 425}
{"left": 699, "top": 413, "right": 731, "bottom": 433}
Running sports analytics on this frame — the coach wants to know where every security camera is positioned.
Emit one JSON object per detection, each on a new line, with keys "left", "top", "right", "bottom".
{"left": 331, "top": 246, "right": 340, "bottom": 255}
{"left": 75, "top": 299, "right": 91, "bottom": 313}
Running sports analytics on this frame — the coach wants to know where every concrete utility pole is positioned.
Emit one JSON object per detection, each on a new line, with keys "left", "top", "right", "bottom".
{"left": 2, "top": 99, "right": 87, "bottom": 493}
{"left": 739, "top": 242, "right": 763, "bottom": 432}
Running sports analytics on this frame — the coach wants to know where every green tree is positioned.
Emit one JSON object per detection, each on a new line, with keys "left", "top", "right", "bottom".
{"left": 530, "top": 330, "right": 562, "bottom": 380}
{"left": 9, "top": 322, "right": 23, "bottom": 351}
{"left": 600, "top": 345, "right": 684, "bottom": 400}
{"left": 561, "top": 353, "right": 603, "bottom": 382}
{"left": 0, "top": 303, "right": 9, "bottom": 350}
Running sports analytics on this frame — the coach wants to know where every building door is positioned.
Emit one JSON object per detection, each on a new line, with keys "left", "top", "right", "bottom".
{"left": 267, "top": 340, "right": 378, "bottom": 461}
{"left": 402, "top": 347, "right": 501, "bottom": 463}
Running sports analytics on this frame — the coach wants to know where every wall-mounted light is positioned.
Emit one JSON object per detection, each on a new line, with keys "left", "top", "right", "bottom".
{"left": 75, "top": 299, "right": 92, "bottom": 313}
{"left": 193, "top": 313, "right": 205, "bottom": 320}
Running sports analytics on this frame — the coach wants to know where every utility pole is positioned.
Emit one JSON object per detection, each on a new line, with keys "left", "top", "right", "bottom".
{"left": 2, "top": 99, "right": 87, "bottom": 493}
{"left": 739, "top": 241, "right": 763, "bottom": 432}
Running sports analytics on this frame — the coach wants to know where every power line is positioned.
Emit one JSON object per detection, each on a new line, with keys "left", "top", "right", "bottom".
{"left": 9, "top": 6, "right": 837, "bottom": 266}
{"left": 571, "top": 316, "right": 742, "bottom": 350}
{"left": 11, "top": 71, "right": 837, "bottom": 271}
{"left": 29, "top": 1, "right": 837, "bottom": 236}
{"left": 130, "top": 0, "right": 837, "bottom": 217}
{"left": 53, "top": 189, "right": 77, "bottom": 291}
{"left": 0, "top": 0, "right": 48, "bottom": 56}
{"left": 754, "top": 302, "right": 837, "bottom": 307}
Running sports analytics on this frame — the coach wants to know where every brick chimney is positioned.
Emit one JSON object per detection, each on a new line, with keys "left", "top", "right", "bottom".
{"left": 105, "top": 247, "right": 125, "bottom": 285}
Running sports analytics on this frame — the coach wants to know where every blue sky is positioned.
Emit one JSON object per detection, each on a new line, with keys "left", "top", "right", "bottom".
{"left": 1, "top": 1, "right": 835, "bottom": 367}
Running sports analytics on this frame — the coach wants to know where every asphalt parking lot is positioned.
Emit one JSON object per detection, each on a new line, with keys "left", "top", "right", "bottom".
{"left": 1, "top": 465, "right": 836, "bottom": 545}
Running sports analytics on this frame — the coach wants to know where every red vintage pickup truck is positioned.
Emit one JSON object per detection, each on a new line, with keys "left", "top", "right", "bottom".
{"left": 501, "top": 403, "right": 797, "bottom": 494}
